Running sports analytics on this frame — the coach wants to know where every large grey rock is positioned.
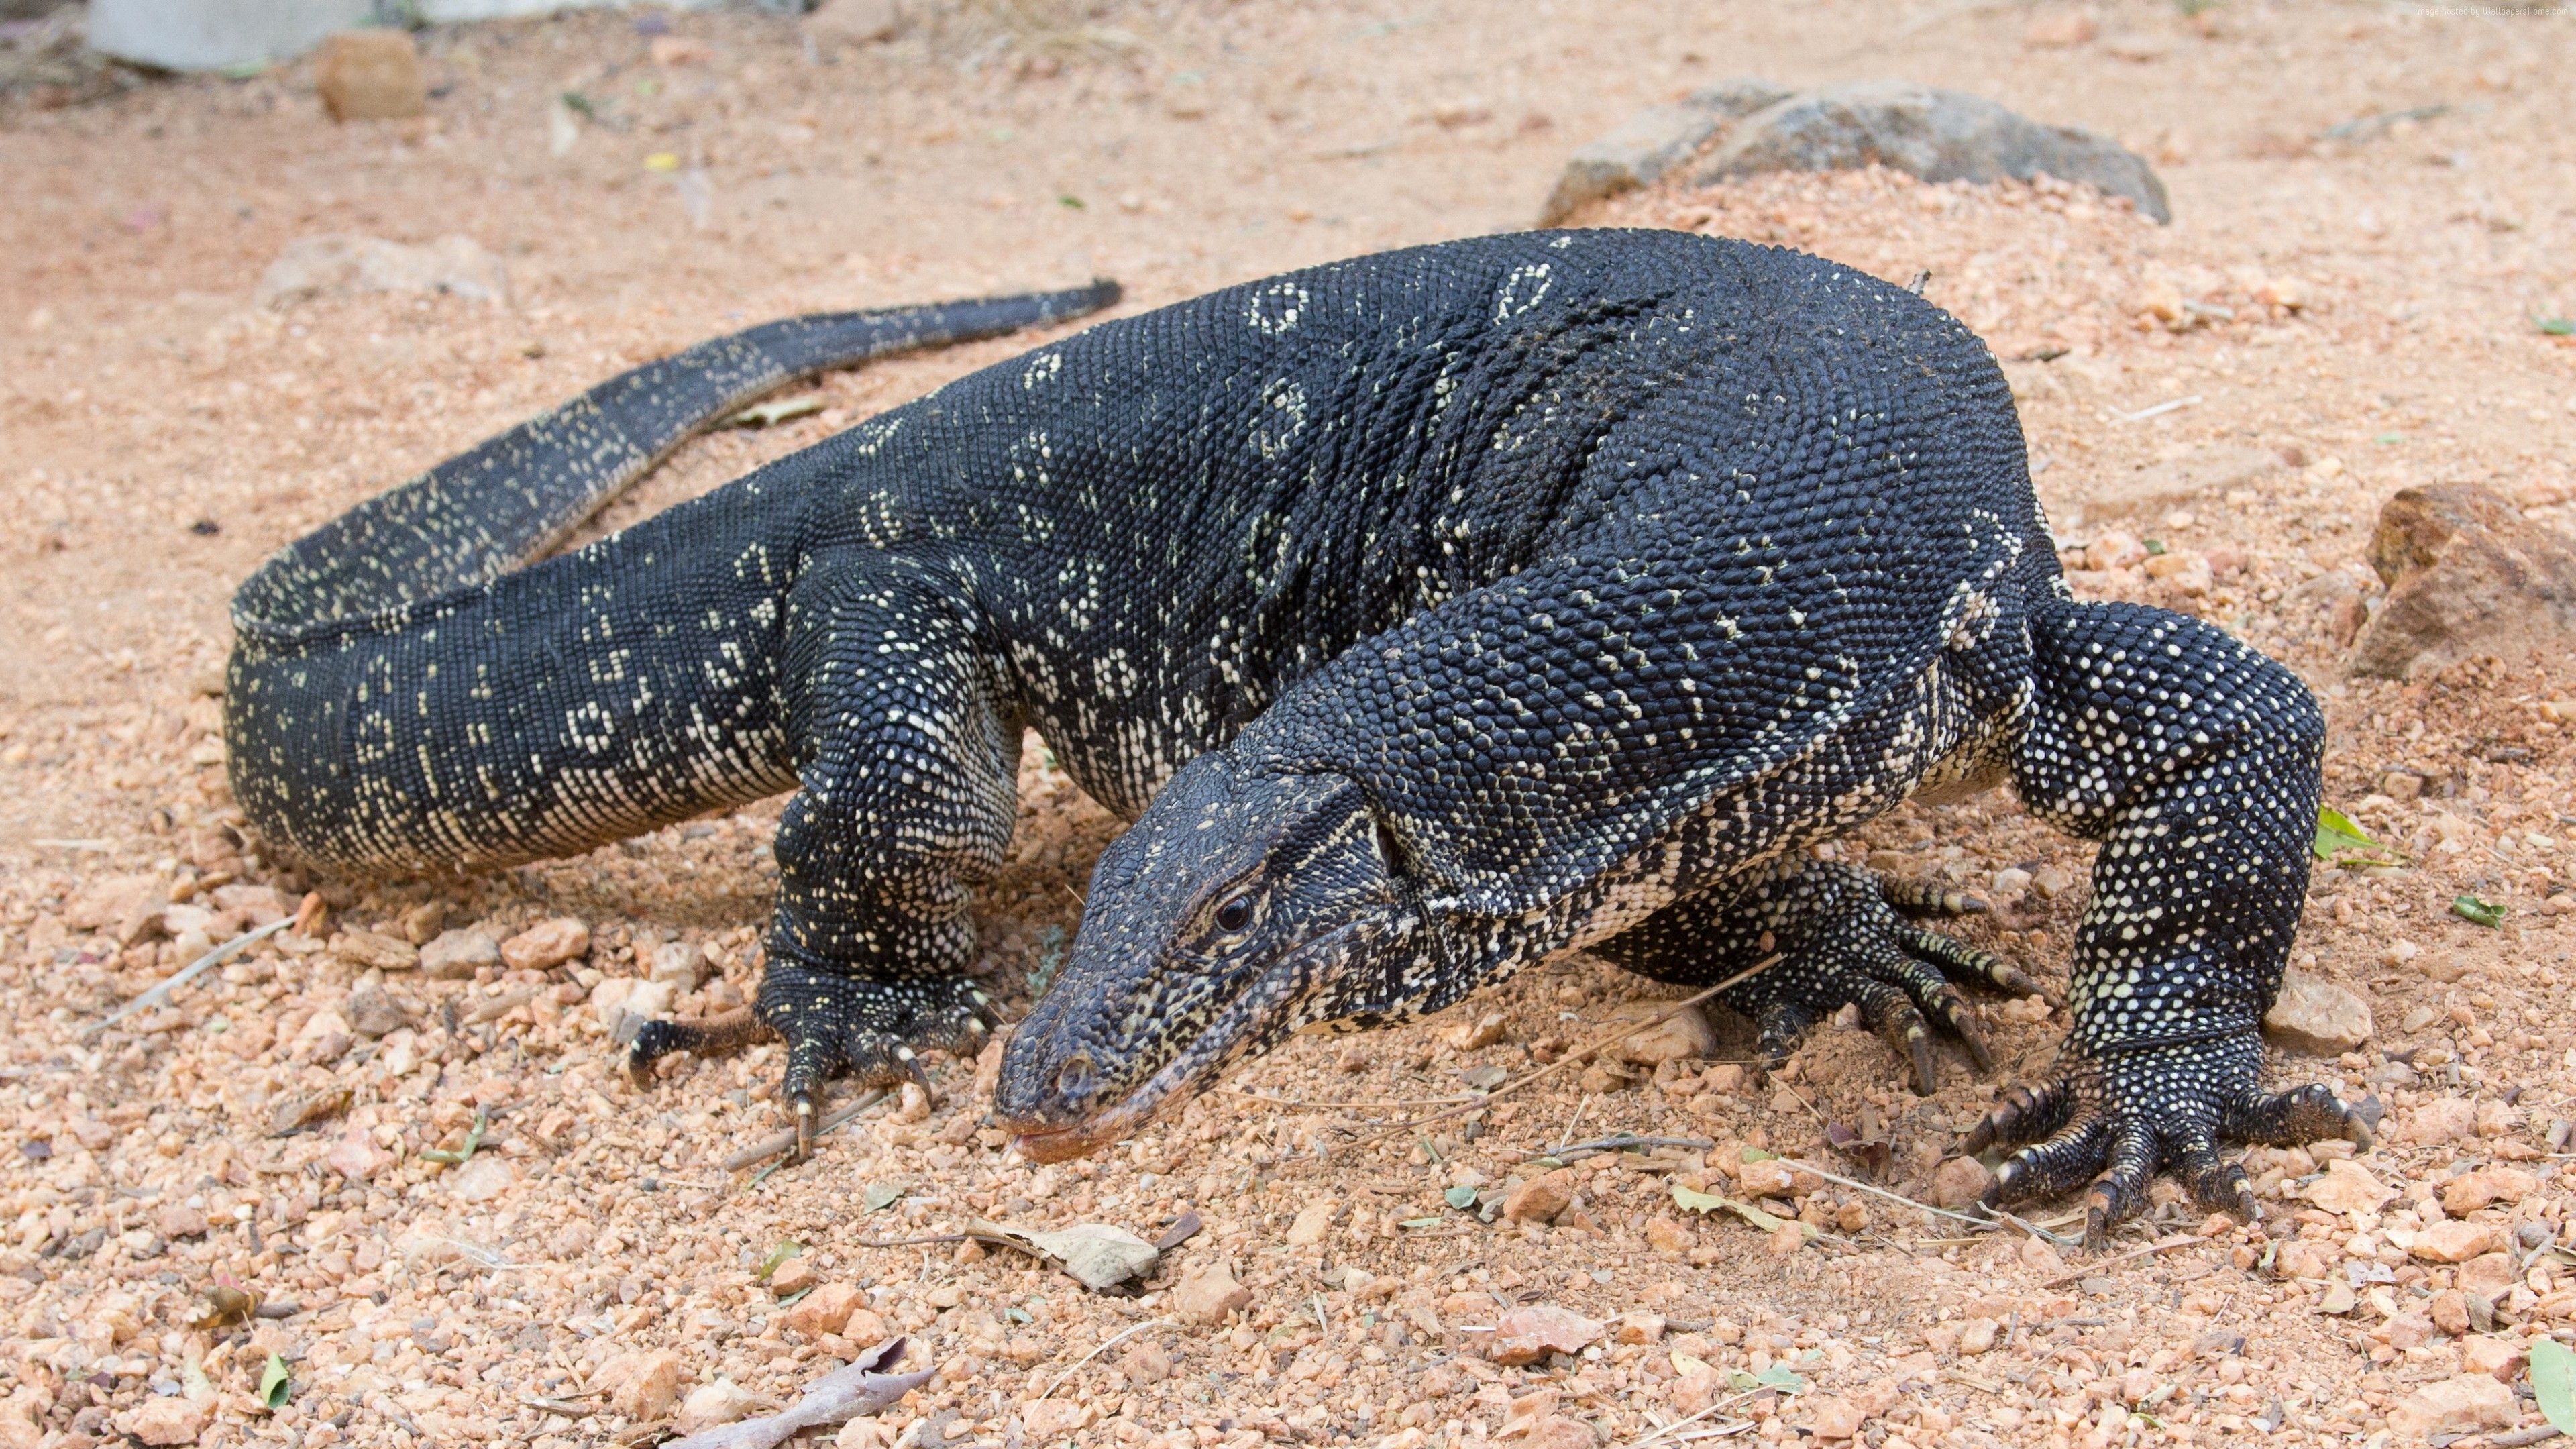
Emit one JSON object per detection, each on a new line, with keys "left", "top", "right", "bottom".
{"left": 89, "top": 0, "right": 373, "bottom": 71}
{"left": 1538, "top": 77, "right": 1794, "bottom": 225}
{"left": 2349, "top": 482, "right": 2576, "bottom": 680}
{"left": 89, "top": 0, "right": 714, "bottom": 70}
{"left": 1690, "top": 80, "right": 2170, "bottom": 223}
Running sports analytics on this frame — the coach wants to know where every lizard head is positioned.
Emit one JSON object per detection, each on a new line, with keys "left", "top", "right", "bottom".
{"left": 991, "top": 749, "right": 1428, "bottom": 1162}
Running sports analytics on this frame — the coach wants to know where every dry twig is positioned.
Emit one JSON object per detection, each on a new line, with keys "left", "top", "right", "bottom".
{"left": 1523, "top": 1135, "right": 1717, "bottom": 1162}
{"left": 1224, "top": 1087, "right": 1480, "bottom": 1111}
{"left": 2038, "top": 1235, "right": 2204, "bottom": 1289}
{"left": 1038, "top": 1318, "right": 1170, "bottom": 1400}
{"left": 722, "top": 1089, "right": 888, "bottom": 1171}
{"left": 86, "top": 916, "right": 291, "bottom": 1040}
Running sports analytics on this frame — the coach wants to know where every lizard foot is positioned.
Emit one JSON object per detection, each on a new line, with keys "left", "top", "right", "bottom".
{"left": 628, "top": 962, "right": 998, "bottom": 1157}
{"left": 1727, "top": 864, "right": 2049, "bottom": 1093}
{"left": 1964, "top": 1036, "right": 2377, "bottom": 1250}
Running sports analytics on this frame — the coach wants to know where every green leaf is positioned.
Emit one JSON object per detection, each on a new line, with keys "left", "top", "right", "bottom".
{"left": 258, "top": 1351, "right": 291, "bottom": 1409}
{"left": 2535, "top": 1338, "right": 2576, "bottom": 1436}
{"left": 1725, "top": 1368, "right": 1761, "bottom": 1392}
{"left": 863, "top": 1182, "right": 906, "bottom": 1212}
{"left": 729, "top": 395, "right": 825, "bottom": 429}
{"left": 2312, "top": 807, "right": 2381, "bottom": 861}
{"left": 754, "top": 1240, "right": 802, "bottom": 1281}
{"left": 1444, "top": 1185, "right": 1479, "bottom": 1210}
{"left": 2142, "top": 539, "right": 2167, "bottom": 556}
{"left": 1672, "top": 1184, "right": 1813, "bottom": 1240}
{"left": 2535, "top": 315, "right": 2576, "bottom": 337}
{"left": 1738, "top": 1146, "right": 1778, "bottom": 1163}
{"left": 559, "top": 89, "right": 596, "bottom": 118}
{"left": 1058, "top": 194, "right": 1085, "bottom": 209}
{"left": 1672, "top": 1184, "right": 1727, "bottom": 1214}
{"left": 419, "top": 1109, "right": 486, "bottom": 1165}
{"left": 2312, "top": 806, "right": 2407, "bottom": 870}
{"left": 1756, "top": 1362, "right": 1808, "bottom": 1393}
{"left": 1720, "top": 1197, "right": 1796, "bottom": 1235}
{"left": 2451, "top": 895, "right": 2506, "bottom": 928}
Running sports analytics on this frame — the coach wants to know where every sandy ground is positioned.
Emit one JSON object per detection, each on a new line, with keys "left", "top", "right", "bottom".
{"left": 5, "top": 1, "right": 2576, "bottom": 1447}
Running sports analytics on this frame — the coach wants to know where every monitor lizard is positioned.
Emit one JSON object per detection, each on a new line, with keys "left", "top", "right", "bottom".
{"left": 227, "top": 233, "right": 2367, "bottom": 1247}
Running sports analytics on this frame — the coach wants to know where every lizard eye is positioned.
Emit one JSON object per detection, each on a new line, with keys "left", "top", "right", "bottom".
{"left": 1214, "top": 893, "right": 1254, "bottom": 934}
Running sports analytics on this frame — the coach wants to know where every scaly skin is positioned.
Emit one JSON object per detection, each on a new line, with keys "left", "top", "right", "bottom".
{"left": 226, "top": 233, "right": 2364, "bottom": 1232}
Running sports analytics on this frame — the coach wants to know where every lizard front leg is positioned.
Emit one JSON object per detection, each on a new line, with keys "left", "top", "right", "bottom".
{"left": 1599, "top": 859, "right": 2050, "bottom": 1093}
{"left": 1979, "top": 598, "right": 2373, "bottom": 1248}
{"left": 628, "top": 555, "right": 1012, "bottom": 1152}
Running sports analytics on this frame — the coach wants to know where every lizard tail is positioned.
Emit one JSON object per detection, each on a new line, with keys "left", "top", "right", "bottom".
{"left": 231, "top": 280, "right": 1121, "bottom": 643}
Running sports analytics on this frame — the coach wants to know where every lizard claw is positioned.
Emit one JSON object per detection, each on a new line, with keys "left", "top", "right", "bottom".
{"left": 627, "top": 959, "right": 994, "bottom": 1161}
{"left": 755, "top": 960, "right": 990, "bottom": 1146}
{"left": 1727, "top": 864, "right": 2040, "bottom": 1094}
{"left": 1971, "top": 1036, "right": 2375, "bottom": 1250}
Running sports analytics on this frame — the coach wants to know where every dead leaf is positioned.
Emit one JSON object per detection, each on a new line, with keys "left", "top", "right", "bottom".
{"left": 967, "top": 1219, "right": 1159, "bottom": 1291}
{"left": 657, "top": 1338, "right": 931, "bottom": 1449}
{"left": 1154, "top": 1211, "right": 1204, "bottom": 1254}
{"left": 1825, "top": 1110, "right": 1889, "bottom": 1176}
{"left": 191, "top": 1284, "right": 262, "bottom": 1328}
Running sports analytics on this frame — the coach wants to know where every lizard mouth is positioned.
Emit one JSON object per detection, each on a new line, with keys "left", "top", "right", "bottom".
{"left": 996, "top": 919, "right": 1373, "bottom": 1163}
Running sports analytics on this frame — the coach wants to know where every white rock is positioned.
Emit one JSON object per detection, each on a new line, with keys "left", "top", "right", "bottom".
{"left": 419, "top": 929, "right": 500, "bottom": 980}
{"left": 257, "top": 235, "right": 510, "bottom": 310}
{"left": 2262, "top": 968, "right": 2373, "bottom": 1054}
{"left": 649, "top": 940, "right": 708, "bottom": 989}
{"left": 2303, "top": 1159, "right": 2393, "bottom": 1216}
{"left": 807, "top": 0, "right": 902, "bottom": 44}
{"left": 449, "top": 1154, "right": 514, "bottom": 1203}
{"left": 678, "top": 1379, "right": 761, "bottom": 1434}
{"left": 1604, "top": 1002, "right": 1719, "bottom": 1065}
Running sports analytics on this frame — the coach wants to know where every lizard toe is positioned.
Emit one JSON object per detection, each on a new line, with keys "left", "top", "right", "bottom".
{"left": 1979, "top": 1038, "right": 2326, "bottom": 1249}
{"left": 1754, "top": 1001, "right": 1819, "bottom": 1073}
{"left": 1893, "top": 921, "right": 2057, "bottom": 1006}
{"left": 2167, "top": 1124, "right": 2257, "bottom": 1222}
{"left": 1963, "top": 1077, "right": 2077, "bottom": 1157}
{"left": 2222, "top": 1081, "right": 2379, "bottom": 1152}
{"left": 1845, "top": 975, "right": 1942, "bottom": 1093}
{"left": 1982, "top": 1092, "right": 2110, "bottom": 1215}
{"left": 1877, "top": 876, "right": 1990, "bottom": 918}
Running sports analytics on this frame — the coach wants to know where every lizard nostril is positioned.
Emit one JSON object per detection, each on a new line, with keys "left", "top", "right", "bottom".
{"left": 1055, "top": 1055, "right": 1095, "bottom": 1103}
